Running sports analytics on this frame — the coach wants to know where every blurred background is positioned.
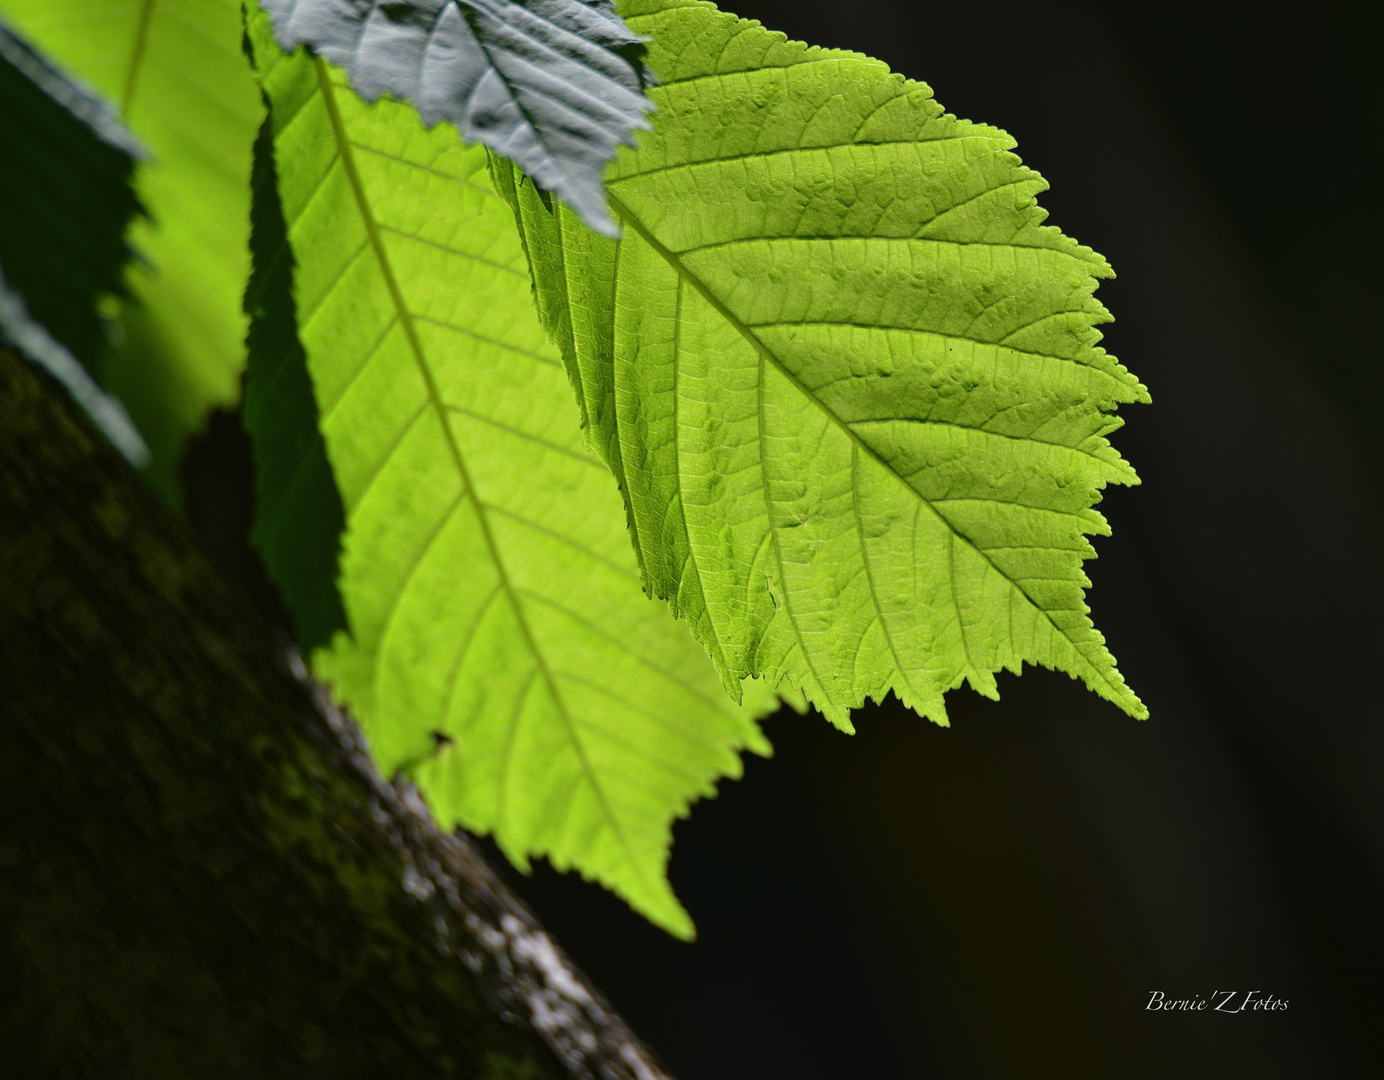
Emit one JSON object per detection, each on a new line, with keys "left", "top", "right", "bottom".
{"left": 186, "top": 0, "right": 1382, "bottom": 1076}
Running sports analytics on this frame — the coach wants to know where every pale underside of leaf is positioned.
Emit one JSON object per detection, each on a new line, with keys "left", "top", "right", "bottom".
{"left": 497, "top": 0, "right": 1149, "bottom": 730}
{"left": 259, "top": 0, "right": 654, "bottom": 236}
{"left": 249, "top": 15, "right": 777, "bottom": 937}
{"left": 0, "top": 0, "right": 263, "bottom": 496}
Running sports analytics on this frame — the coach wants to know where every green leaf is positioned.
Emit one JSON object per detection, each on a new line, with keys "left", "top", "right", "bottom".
{"left": 242, "top": 112, "right": 349, "bottom": 652}
{"left": 0, "top": 267, "right": 148, "bottom": 464}
{"left": 247, "top": 15, "right": 779, "bottom": 938}
{"left": 259, "top": 0, "right": 654, "bottom": 236}
{"left": 496, "top": 0, "right": 1149, "bottom": 729}
{"left": 0, "top": 0, "right": 263, "bottom": 497}
{"left": 0, "top": 17, "right": 143, "bottom": 374}
{"left": 0, "top": 16, "right": 148, "bottom": 462}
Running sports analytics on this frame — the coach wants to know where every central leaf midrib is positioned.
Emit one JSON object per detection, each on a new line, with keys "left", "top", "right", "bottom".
{"left": 459, "top": 5, "right": 564, "bottom": 180}
{"left": 607, "top": 190, "right": 1131, "bottom": 704}
{"left": 312, "top": 59, "right": 643, "bottom": 875}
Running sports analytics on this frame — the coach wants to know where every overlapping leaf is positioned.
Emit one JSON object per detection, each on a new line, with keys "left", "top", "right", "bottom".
{"left": 0, "top": 0, "right": 263, "bottom": 496}
{"left": 0, "top": 267, "right": 148, "bottom": 464}
{"left": 0, "top": 17, "right": 147, "bottom": 461}
{"left": 246, "top": 13, "right": 778, "bottom": 937}
{"left": 242, "top": 114, "right": 349, "bottom": 653}
{"left": 0, "top": 17, "right": 142, "bottom": 373}
{"left": 496, "top": 0, "right": 1149, "bottom": 728}
{"left": 258, "top": 0, "right": 654, "bottom": 235}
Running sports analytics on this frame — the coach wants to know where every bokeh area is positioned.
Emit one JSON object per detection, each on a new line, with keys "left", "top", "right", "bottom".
{"left": 458, "top": 1, "right": 1380, "bottom": 1077}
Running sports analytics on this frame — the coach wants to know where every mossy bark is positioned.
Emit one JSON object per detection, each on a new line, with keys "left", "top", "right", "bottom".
{"left": 0, "top": 347, "right": 671, "bottom": 1080}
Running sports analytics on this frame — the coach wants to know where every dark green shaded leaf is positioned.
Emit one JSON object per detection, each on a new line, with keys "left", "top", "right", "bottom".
{"left": 243, "top": 114, "right": 349, "bottom": 652}
{"left": 0, "top": 17, "right": 146, "bottom": 463}
{"left": 1, "top": 0, "right": 264, "bottom": 499}
{"left": 0, "top": 264, "right": 146, "bottom": 463}
{"left": 0, "top": 17, "right": 141, "bottom": 374}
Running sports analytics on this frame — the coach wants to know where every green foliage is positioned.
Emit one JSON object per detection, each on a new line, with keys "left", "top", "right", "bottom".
{"left": 243, "top": 115, "right": 349, "bottom": 652}
{"left": 2, "top": 0, "right": 1146, "bottom": 936}
{"left": 0, "top": 0, "right": 263, "bottom": 496}
{"left": 0, "top": 18, "right": 142, "bottom": 374}
{"left": 245, "top": 13, "right": 778, "bottom": 937}
{"left": 493, "top": 0, "right": 1148, "bottom": 728}
{"left": 259, "top": 0, "right": 654, "bottom": 236}
{"left": 0, "top": 16, "right": 147, "bottom": 462}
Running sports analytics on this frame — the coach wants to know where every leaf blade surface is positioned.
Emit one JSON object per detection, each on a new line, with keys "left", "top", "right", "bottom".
{"left": 0, "top": 0, "right": 263, "bottom": 495}
{"left": 497, "top": 0, "right": 1148, "bottom": 727}
{"left": 248, "top": 19, "right": 777, "bottom": 937}
{"left": 0, "top": 17, "right": 148, "bottom": 461}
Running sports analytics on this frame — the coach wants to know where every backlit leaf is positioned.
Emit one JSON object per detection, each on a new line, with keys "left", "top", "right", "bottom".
{"left": 496, "top": 0, "right": 1148, "bottom": 728}
{"left": 0, "top": 0, "right": 263, "bottom": 496}
{"left": 0, "top": 16, "right": 148, "bottom": 462}
{"left": 246, "top": 13, "right": 779, "bottom": 937}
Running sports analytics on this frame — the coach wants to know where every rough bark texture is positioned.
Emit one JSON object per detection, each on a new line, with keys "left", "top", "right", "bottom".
{"left": 0, "top": 346, "right": 672, "bottom": 1080}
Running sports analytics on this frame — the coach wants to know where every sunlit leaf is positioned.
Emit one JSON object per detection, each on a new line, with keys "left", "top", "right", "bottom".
{"left": 496, "top": 0, "right": 1148, "bottom": 728}
{"left": 0, "top": 0, "right": 263, "bottom": 496}
{"left": 246, "top": 15, "right": 779, "bottom": 937}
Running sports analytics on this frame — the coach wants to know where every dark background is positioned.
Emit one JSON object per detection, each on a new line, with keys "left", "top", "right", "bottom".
{"left": 187, "top": 1, "right": 1383, "bottom": 1076}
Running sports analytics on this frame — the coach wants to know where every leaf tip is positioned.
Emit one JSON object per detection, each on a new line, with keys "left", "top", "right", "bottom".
{"left": 618, "top": 873, "right": 696, "bottom": 941}
{"left": 824, "top": 708, "right": 856, "bottom": 735}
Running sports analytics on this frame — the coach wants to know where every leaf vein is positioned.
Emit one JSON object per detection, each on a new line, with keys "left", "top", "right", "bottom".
{"left": 515, "top": 589, "right": 736, "bottom": 714}
{"left": 444, "top": 405, "right": 605, "bottom": 470}
{"left": 609, "top": 133, "right": 1010, "bottom": 186}
{"left": 319, "top": 314, "right": 400, "bottom": 423}
{"left": 345, "top": 400, "right": 429, "bottom": 513}
{"left": 439, "top": 584, "right": 505, "bottom": 734}
{"left": 374, "top": 491, "right": 466, "bottom": 704}
{"left": 412, "top": 315, "right": 562, "bottom": 368}
{"left": 608, "top": 191, "right": 1127, "bottom": 701}
{"left": 671, "top": 275, "right": 732, "bottom": 677}
{"left": 848, "top": 416, "right": 1133, "bottom": 473}
{"left": 552, "top": 671, "right": 732, "bottom": 756}
{"left": 314, "top": 57, "right": 643, "bottom": 887}
{"left": 480, "top": 502, "right": 640, "bottom": 582}
{"left": 849, "top": 444, "right": 914, "bottom": 698}
{"left": 376, "top": 222, "right": 530, "bottom": 280}
{"left": 347, "top": 139, "right": 495, "bottom": 197}
{"left": 755, "top": 354, "right": 832, "bottom": 711}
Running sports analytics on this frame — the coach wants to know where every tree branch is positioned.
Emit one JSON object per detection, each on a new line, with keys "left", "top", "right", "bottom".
{"left": 0, "top": 345, "right": 672, "bottom": 1080}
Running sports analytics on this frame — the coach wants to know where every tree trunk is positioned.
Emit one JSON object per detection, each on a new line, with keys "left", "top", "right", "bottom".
{"left": 0, "top": 345, "right": 671, "bottom": 1080}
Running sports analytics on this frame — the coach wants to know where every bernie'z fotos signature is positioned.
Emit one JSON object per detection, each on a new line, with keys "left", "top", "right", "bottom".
{"left": 1147, "top": 991, "right": 1288, "bottom": 1013}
